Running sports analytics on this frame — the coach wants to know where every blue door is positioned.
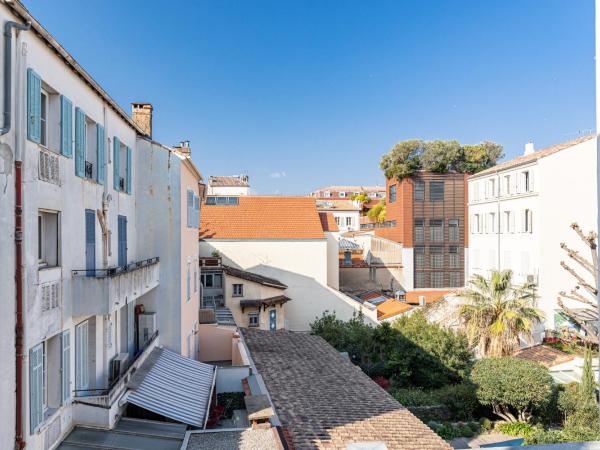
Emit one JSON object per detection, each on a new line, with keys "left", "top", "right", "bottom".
{"left": 269, "top": 309, "right": 277, "bottom": 331}
{"left": 85, "top": 210, "right": 95, "bottom": 276}
{"left": 118, "top": 215, "right": 127, "bottom": 268}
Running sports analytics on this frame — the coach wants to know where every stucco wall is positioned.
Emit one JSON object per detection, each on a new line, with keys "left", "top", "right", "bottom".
{"left": 325, "top": 232, "right": 340, "bottom": 289}
{"left": 200, "top": 239, "right": 377, "bottom": 330}
{"left": 198, "top": 324, "right": 235, "bottom": 362}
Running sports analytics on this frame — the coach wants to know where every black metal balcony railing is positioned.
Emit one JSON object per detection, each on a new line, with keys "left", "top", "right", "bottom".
{"left": 74, "top": 331, "right": 159, "bottom": 401}
{"left": 119, "top": 176, "right": 126, "bottom": 191}
{"left": 85, "top": 161, "right": 94, "bottom": 179}
{"left": 72, "top": 257, "right": 159, "bottom": 278}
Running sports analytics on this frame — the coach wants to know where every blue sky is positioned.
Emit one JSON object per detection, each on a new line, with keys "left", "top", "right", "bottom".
{"left": 24, "top": 0, "right": 594, "bottom": 194}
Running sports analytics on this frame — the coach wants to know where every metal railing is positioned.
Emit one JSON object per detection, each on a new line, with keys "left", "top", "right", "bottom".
{"left": 72, "top": 257, "right": 159, "bottom": 278}
{"left": 74, "top": 331, "right": 159, "bottom": 407}
{"left": 360, "top": 220, "right": 397, "bottom": 230}
{"left": 85, "top": 161, "right": 93, "bottom": 179}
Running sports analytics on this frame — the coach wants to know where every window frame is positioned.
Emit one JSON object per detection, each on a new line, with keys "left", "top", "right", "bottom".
{"left": 414, "top": 181, "right": 425, "bottom": 201}
{"left": 40, "top": 89, "right": 49, "bottom": 147}
{"left": 429, "top": 181, "right": 444, "bottom": 201}
{"left": 248, "top": 312, "right": 259, "bottom": 328}
{"left": 389, "top": 184, "right": 397, "bottom": 203}
{"left": 232, "top": 283, "right": 244, "bottom": 297}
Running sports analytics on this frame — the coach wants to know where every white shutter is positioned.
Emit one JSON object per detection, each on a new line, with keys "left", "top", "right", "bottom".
{"left": 61, "top": 331, "right": 71, "bottom": 404}
{"left": 29, "top": 343, "right": 44, "bottom": 432}
{"left": 75, "top": 321, "right": 89, "bottom": 390}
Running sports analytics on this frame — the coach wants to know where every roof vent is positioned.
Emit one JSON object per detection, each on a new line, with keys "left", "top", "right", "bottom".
{"left": 524, "top": 141, "right": 535, "bottom": 156}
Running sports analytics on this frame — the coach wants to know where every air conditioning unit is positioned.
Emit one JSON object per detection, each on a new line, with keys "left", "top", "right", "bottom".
{"left": 109, "top": 353, "right": 129, "bottom": 384}
{"left": 527, "top": 274, "right": 538, "bottom": 284}
{"left": 418, "top": 296, "right": 426, "bottom": 306}
{"left": 138, "top": 312, "right": 157, "bottom": 348}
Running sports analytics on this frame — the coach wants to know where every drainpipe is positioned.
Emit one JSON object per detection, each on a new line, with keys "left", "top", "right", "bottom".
{"left": 4, "top": 18, "right": 31, "bottom": 450}
{"left": 1, "top": 21, "right": 30, "bottom": 136}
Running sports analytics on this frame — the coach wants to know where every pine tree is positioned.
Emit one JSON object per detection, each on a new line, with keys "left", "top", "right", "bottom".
{"left": 580, "top": 345, "right": 596, "bottom": 405}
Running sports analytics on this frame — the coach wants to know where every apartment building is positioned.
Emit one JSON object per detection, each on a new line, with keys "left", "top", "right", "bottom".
{"left": 315, "top": 198, "right": 361, "bottom": 232}
{"left": 467, "top": 136, "right": 597, "bottom": 332}
{"left": 372, "top": 172, "right": 468, "bottom": 293}
{"left": 310, "top": 184, "right": 385, "bottom": 200}
{"left": 0, "top": 2, "right": 203, "bottom": 448}
{"left": 199, "top": 196, "right": 378, "bottom": 331}
{"left": 207, "top": 174, "right": 250, "bottom": 197}
{"left": 135, "top": 125, "right": 204, "bottom": 359}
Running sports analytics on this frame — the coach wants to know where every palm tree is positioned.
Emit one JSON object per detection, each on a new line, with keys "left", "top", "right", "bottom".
{"left": 459, "top": 270, "right": 544, "bottom": 357}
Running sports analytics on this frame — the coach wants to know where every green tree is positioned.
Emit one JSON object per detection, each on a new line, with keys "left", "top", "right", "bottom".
{"left": 420, "top": 140, "right": 461, "bottom": 173}
{"left": 379, "top": 139, "right": 424, "bottom": 179}
{"left": 471, "top": 357, "right": 554, "bottom": 422}
{"left": 580, "top": 345, "right": 596, "bottom": 404}
{"left": 459, "top": 270, "right": 544, "bottom": 357}
{"left": 379, "top": 139, "right": 503, "bottom": 181}
{"left": 367, "top": 199, "right": 386, "bottom": 223}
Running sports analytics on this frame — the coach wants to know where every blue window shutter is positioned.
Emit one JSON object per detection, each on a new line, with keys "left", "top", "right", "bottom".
{"left": 27, "top": 69, "right": 41, "bottom": 143}
{"left": 96, "top": 125, "right": 105, "bottom": 184}
{"left": 60, "top": 95, "right": 73, "bottom": 156}
{"left": 29, "top": 343, "right": 44, "bottom": 432}
{"left": 113, "top": 137, "right": 120, "bottom": 190}
{"left": 61, "top": 331, "right": 71, "bottom": 405}
{"left": 126, "top": 146, "right": 132, "bottom": 194}
{"left": 74, "top": 108, "right": 86, "bottom": 177}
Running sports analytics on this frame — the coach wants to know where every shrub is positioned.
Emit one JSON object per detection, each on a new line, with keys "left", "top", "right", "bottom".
{"left": 431, "top": 422, "right": 478, "bottom": 440}
{"left": 471, "top": 357, "right": 554, "bottom": 423}
{"left": 392, "top": 388, "right": 437, "bottom": 407}
{"left": 496, "top": 421, "right": 536, "bottom": 438}
{"left": 433, "top": 383, "right": 479, "bottom": 420}
{"left": 216, "top": 392, "right": 245, "bottom": 419}
{"left": 479, "top": 417, "right": 493, "bottom": 432}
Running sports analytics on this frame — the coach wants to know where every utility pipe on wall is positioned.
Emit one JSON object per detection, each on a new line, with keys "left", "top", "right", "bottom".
{"left": 3, "top": 18, "right": 31, "bottom": 450}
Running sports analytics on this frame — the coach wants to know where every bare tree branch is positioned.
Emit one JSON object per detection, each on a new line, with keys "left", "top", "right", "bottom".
{"left": 558, "top": 289, "right": 597, "bottom": 308}
{"left": 557, "top": 297, "right": 599, "bottom": 343}
{"left": 560, "top": 242, "right": 596, "bottom": 277}
{"left": 560, "top": 261, "right": 598, "bottom": 296}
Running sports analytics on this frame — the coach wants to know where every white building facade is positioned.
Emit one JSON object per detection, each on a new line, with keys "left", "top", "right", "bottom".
{"left": 467, "top": 136, "right": 597, "bottom": 334}
{"left": 0, "top": 3, "right": 200, "bottom": 449}
{"left": 316, "top": 199, "right": 361, "bottom": 232}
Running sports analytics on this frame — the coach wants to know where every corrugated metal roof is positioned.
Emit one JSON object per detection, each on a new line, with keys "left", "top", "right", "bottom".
{"left": 339, "top": 238, "right": 361, "bottom": 250}
{"left": 126, "top": 347, "right": 216, "bottom": 428}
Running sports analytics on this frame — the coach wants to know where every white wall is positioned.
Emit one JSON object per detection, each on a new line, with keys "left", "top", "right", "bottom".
{"left": 200, "top": 239, "right": 376, "bottom": 330}
{"left": 207, "top": 185, "right": 249, "bottom": 196}
{"left": 328, "top": 210, "right": 360, "bottom": 232}
{"left": 325, "top": 232, "right": 340, "bottom": 289}
{"left": 467, "top": 138, "right": 597, "bottom": 334}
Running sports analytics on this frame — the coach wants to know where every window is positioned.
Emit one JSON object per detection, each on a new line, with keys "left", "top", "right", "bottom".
{"left": 414, "top": 181, "right": 424, "bottom": 201}
{"left": 448, "top": 219, "right": 459, "bottom": 241}
{"left": 429, "top": 182, "right": 444, "bottom": 201}
{"left": 205, "top": 196, "right": 239, "bottom": 206}
{"left": 389, "top": 184, "right": 397, "bottom": 203}
{"left": 85, "top": 118, "right": 97, "bottom": 180}
{"left": 449, "top": 272, "right": 461, "bottom": 287}
{"left": 414, "top": 219, "right": 424, "bottom": 243}
{"left": 503, "top": 211, "right": 514, "bottom": 233}
{"left": 112, "top": 137, "right": 130, "bottom": 192}
{"left": 38, "top": 210, "right": 59, "bottom": 268}
{"left": 487, "top": 212, "right": 496, "bottom": 233}
{"left": 431, "top": 272, "right": 444, "bottom": 288}
{"left": 186, "top": 264, "right": 191, "bottom": 302}
{"left": 503, "top": 175, "right": 511, "bottom": 196}
{"left": 449, "top": 246, "right": 460, "bottom": 269}
{"left": 415, "top": 272, "right": 427, "bottom": 289}
{"left": 523, "top": 209, "right": 533, "bottom": 233}
{"left": 430, "top": 219, "right": 443, "bottom": 242}
{"left": 339, "top": 191, "right": 346, "bottom": 198}
{"left": 345, "top": 216, "right": 353, "bottom": 227}
{"left": 248, "top": 313, "right": 259, "bottom": 327}
{"left": 233, "top": 284, "right": 243, "bottom": 297}
{"left": 324, "top": 191, "right": 331, "bottom": 198}
{"left": 201, "top": 273, "right": 222, "bottom": 288}
{"left": 414, "top": 246, "right": 425, "bottom": 269}
{"left": 40, "top": 90, "right": 48, "bottom": 147}
{"left": 487, "top": 179, "right": 496, "bottom": 198}
{"left": 522, "top": 171, "right": 531, "bottom": 192}
{"left": 430, "top": 246, "right": 443, "bottom": 269}
{"left": 194, "top": 264, "right": 197, "bottom": 293}
{"left": 335, "top": 216, "right": 341, "bottom": 226}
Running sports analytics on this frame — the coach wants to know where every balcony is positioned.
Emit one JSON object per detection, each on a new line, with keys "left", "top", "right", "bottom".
{"left": 74, "top": 331, "right": 159, "bottom": 410}
{"left": 71, "top": 257, "right": 159, "bottom": 316}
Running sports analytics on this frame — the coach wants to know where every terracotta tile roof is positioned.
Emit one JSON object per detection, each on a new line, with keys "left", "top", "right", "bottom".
{"left": 316, "top": 199, "right": 361, "bottom": 211}
{"left": 208, "top": 175, "right": 249, "bottom": 187}
{"left": 319, "top": 212, "right": 339, "bottom": 232}
{"left": 200, "top": 196, "right": 325, "bottom": 240}
{"left": 514, "top": 345, "right": 575, "bottom": 368}
{"left": 405, "top": 290, "right": 451, "bottom": 305}
{"left": 223, "top": 265, "right": 287, "bottom": 289}
{"left": 377, "top": 299, "right": 412, "bottom": 320}
{"left": 241, "top": 329, "right": 451, "bottom": 450}
{"left": 471, "top": 135, "right": 595, "bottom": 178}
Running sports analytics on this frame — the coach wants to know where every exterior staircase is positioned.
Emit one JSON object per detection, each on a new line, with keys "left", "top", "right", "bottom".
{"left": 215, "top": 307, "right": 236, "bottom": 326}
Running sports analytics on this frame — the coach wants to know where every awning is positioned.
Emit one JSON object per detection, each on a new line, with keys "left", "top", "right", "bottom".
{"left": 125, "top": 347, "right": 216, "bottom": 428}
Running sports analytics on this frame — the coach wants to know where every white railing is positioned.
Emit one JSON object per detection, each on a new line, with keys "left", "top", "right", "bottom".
{"left": 39, "top": 148, "right": 60, "bottom": 185}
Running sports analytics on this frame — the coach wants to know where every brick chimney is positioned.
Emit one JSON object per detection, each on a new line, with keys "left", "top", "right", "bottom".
{"left": 131, "top": 103, "right": 153, "bottom": 137}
